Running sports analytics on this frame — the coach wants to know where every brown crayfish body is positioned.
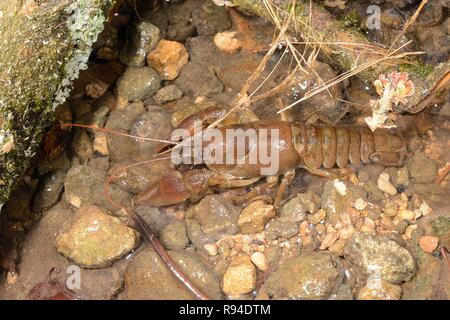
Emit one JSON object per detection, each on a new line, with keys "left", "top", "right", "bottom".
{"left": 134, "top": 108, "right": 406, "bottom": 207}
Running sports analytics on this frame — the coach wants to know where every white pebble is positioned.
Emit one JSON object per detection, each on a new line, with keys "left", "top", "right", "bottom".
{"left": 203, "top": 243, "right": 218, "bottom": 256}
{"left": 213, "top": 31, "right": 242, "bottom": 54}
{"left": 250, "top": 252, "right": 269, "bottom": 272}
{"left": 377, "top": 173, "right": 397, "bottom": 196}
{"left": 354, "top": 198, "right": 368, "bottom": 210}
{"left": 404, "top": 224, "right": 418, "bottom": 239}
{"left": 333, "top": 179, "right": 347, "bottom": 196}
{"left": 419, "top": 202, "right": 432, "bottom": 216}
{"left": 397, "top": 209, "right": 415, "bottom": 221}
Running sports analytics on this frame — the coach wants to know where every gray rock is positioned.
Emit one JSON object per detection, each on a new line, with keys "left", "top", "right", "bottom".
{"left": 261, "top": 252, "right": 343, "bottom": 299}
{"left": 367, "top": 207, "right": 382, "bottom": 220}
{"left": 55, "top": 205, "right": 140, "bottom": 268}
{"left": 36, "top": 153, "right": 71, "bottom": 177}
{"left": 110, "top": 156, "right": 173, "bottom": 194}
{"left": 144, "top": 9, "right": 168, "bottom": 38}
{"left": 344, "top": 232, "right": 416, "bottom": 284}
{"left": 265, "top": 218, "right": 299, "bottom": 240}
{"left": 119, "top": 21, "right": 160, "bottom": 67}
{"left": 70, "top": 128, "right": 93, "bottom": 164}
{"left": 175, "top": 62, "right": 223, "bottom": 97}
{"left": 186, "top": 219, "right": 214, "bottom": 250}
{"left": 166, "top": 0, "right": 196, "bottom": 41}
{"left": 135, "top": 205, "right": 172, "bottom": 234}
{"left": 104, "top": 101, "right": 144, "bottom": 162}
{"left": 32, "top": 169, "right": 65, "bottom": 212}
{"left": 120, "top": 247, "right": 223, "bottom": 299}
{"left": 0, "top": 205, "right": 126, "bottom": 300}
{"left": 64, "top": 165, "right": 131, "bottom": 212}
{"left": 321, "top": 179, "right": 367, "bottom": 225}
{"left": 128, "top": 107, "right": 173, "bottom": 156}
{"left": 431, "top": 216, "right": 450, "bottom": 248}
{"left": 3, "top": 185, "right": 33, "bottom": 221}
{"left": 407, "top": 153, "right": 437, "bottom": 183}
{"left": 116, "top": 67, "right": 161, "bottom": 101}
{"left": 167, "top": 23, "right": 196, "bottom": 42}
{"left": 395, "top": 220, "right": 409, "bottom": 234}
{"left": 191, "top": 195, "right": 240, "bottom": 240}
{"left": 382, "top": 167, "right": 410, "bottom": 188}
{"left": 155, "top": 84, "right": 183, "bottom": 103}
{"left": 160, "top": 221, "right": 189, "bottom": 251}
{"left": 87, "top": 156, "right": 110, "bottom": 173}
{"left": 106, "top": 101, "right": 145, "bottom": 131}
{"left": 332, "top": 283, "right": 354, "bottom": 300}
{"left": 364, "top": 180, "right": 386, "bottom": 202}
{"left": 64, "top": 165, "right": 103, "bottom": 208}
{"left": 79, "top": 92, "right": 113, "bottom": 131}
{"left": 280, "top": 191, "right": 321, "bottom": 222}
{"left": 104, "top": 105, "right": 172, "bottom": 163}
{"left": 191, "top": 1, "right": 231, "bottom": 36}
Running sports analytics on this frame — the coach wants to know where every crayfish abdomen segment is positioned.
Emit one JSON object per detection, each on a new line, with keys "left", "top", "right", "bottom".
{"left": 293, "top": 125, "right": 406, "bottom": 170}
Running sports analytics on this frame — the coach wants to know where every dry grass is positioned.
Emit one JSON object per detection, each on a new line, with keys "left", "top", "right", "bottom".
{"left": 206, "top": 0, "right": 428, "bottom": 121}
{"left": 154, "top": 0, "right": 430, "bottom": 158}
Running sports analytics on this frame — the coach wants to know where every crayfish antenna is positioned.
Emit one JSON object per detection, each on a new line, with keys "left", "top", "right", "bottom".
{"left": 65, "top": 123, "right": 208, "bottom": 298}
{"left": 101, "top": 158, "right": 209, "bottom": 300}
{"left": 61, "top": 123, "right": 177, "bottom": 145}
{"left": 126, "top": 209, "right": 210, "bottom": 300}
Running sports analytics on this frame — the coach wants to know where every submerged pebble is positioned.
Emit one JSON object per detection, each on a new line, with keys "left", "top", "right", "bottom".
{"left": 119, "top": 21, "right": 160, "bottom": 67}
{"left": 260, "top": 252, "right": 343, "bottom": 300}
{"left": 222, "top": 255, "right": 256, "bottom": 296}
{"left": 357, "top": 280, "right": 402, "bottom": 300}
{"left": 191, "top": 195, "right": 240, "bottom": 240}
{"left": 121, "top": 247, "right": 223, "bottom": 299}
{"left": 155, "top": 84, "right": 183, "bottom": 103}
{"left": 377, "top": 173, "right": 397, "bottom": 196}
{"left": 238, "top": 200, "right": 276, "bottom": 234}
{"left": 32, "top": 169, "right": 65, "bottom": 213}
{"left": 419, "top": 235, "right": 439, "bottom": 253}
{"left": 116, "top": 67, "right": 161, "bottom": 101}
{"left": 147, "top": 40, "right": 189, "bottom": 80}
{"left": 160, "top": 221, "right": 189, "bottom": 251}
{"left": 55, "top": 205, "right": 139, "bottom": 268}
{"left": 344, "top": 232, "right": 416, "bottom": 284}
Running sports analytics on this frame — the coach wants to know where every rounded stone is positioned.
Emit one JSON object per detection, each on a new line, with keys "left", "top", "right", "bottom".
{"left": 116, "top": 67, "right": 161, "bottom": 101}
{"left": 261, "top": 252, "right": 343, "bottom": 300}
{"left": 344, "top": 232, "right": 416, "bottom": 283}
{"left": 222, "top": 255, "right": 257, "bottom": 296}
{"left": 55, "top": 205, "right": 139, "bottom": 268}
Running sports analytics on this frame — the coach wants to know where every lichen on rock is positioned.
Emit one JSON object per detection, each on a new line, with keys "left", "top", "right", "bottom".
{"left": 0, "top": 0, "right": 115, "bottom": 205}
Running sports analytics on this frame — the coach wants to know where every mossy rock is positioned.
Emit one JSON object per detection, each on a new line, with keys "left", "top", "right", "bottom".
{"left": 0, "top": 0, "right": 116, "bottom": 205}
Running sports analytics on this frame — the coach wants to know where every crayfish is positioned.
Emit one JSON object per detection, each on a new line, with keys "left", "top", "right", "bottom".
{"left": 132, "top": 106, "right": 406, "bottom": 209}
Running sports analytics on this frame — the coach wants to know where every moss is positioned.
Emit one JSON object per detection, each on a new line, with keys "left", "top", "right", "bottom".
{"left": 0, "top": 0, "right": 115, "bottom": 205}
{"left": 399, "top": 63, "right": 434, "bottom": 79}
{"left": 341, "top": 10, "right": 362, "bottom": 30}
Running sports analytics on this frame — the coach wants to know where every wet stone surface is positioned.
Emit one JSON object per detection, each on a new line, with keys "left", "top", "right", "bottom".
{"left": 344, "top": 232, "right": 416, "bottom": 284}
{"left": 116, "top": 67, "right": 161, "bottom": 102}
{"left": 260, "top": 252, "right": 343, "bottom": 300}
{"left": 2, "top": 0, "right": 450, "bottom": 301}
{"left": 120, "top": 247, "right": 223, "bottom": 300}
{"left": 55, "top": 205, "right": 139, "bottom": 268}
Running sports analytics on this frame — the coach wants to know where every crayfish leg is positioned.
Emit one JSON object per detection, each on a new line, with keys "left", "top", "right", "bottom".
{"left": 300, "top": 165, "right": 355, "bottom": 180}
{"left": 273, "top": 169, "right": 296, "bottom": 209}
